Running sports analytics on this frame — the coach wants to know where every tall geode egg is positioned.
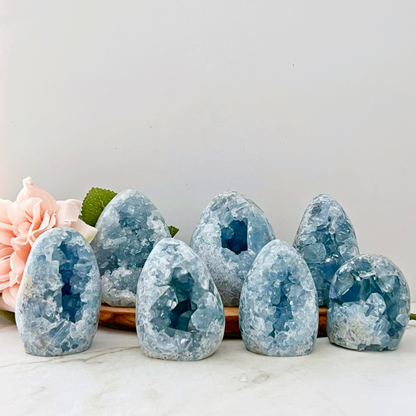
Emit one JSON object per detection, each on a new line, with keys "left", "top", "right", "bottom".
{"left": 15, "top": 228, "right": 101, "bottom": 356}
{"left": 136, "top": 238, "right": 225, "bottom": 361}
{"left": 239, "top": 239, "right": 318, "bottom": 356}
{"left": 293, "top": 194, "right": 359, "bottom": 307}
{"left": 327, "top": 254, "right": 410, "bottom": 351}
{"left": 190, "top": 191, "right": 275, "bottom": 306}
{"left": 91, "top": 189, "right": 171, "bottom": 307}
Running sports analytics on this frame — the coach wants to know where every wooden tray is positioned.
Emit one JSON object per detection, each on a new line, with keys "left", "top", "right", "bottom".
{"left": 100, "top": 305, "right": 328, "bottom": 338}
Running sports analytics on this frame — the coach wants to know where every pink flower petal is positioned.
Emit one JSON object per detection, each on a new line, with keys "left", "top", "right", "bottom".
{"left": 0, "top": 287, "right": 16, "bottom": 311}
{"left": 56, "top": 200, "right": 82, "bottom": 227}
{"left": 11, "top": 223, "right": 31, "bottom": 250}
{"left": 0, "top": 199, "right": 13, "bottom": 224}
{"left": 71, "top": 218, "right": 97, "bottom": 243}
{"left": 0, "top": 177, "right": 93, "bottom": 312}
{"left": 10, "top": 284, "right": 19, "bottom": 297}
{"left": 0, "top": 257, "right": 11, "bottom": 277}
{"left": 17, "top": 177, "right": 57, "bottom": 218}
{"left": 31, "top": 211, "right": 56, "bottom": 240}
{"left": 0, "top": 223, "right": 15, "bottom": 245}
{"left": 7, "top": 200, "right": 27, "bottom": 225}
{"left": 22, "top": 197, "right": 42, "bottom": 223}
{"left": 9, "top": 249, "right": 29, "bottom": 286}
{"left": 0, "top": 274, "right": 10, "bottom": 284}
{"left": 0, "top": 246, "right": 13, "bottom": 257}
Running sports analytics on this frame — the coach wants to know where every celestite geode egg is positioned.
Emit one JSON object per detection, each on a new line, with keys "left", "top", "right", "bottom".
{"left": 136, "top": 238, "right": 225, "bottom": 361}
{"left": 15, "top": 228, "right": 101, "bottom": 356}
{"left": 190, "top": 191, "right": 275, "bottom": 306}
{"left": 91, "top": 189, "right": 171, "bottom": 307}
{"left": 327, "top": 254, "right": 410, "bottom": 351}
{"left": 239, "top": 239, "right": 318, "bottom": 356}
{"left": 294, "top": 194, "right": 359, "bottom": 307}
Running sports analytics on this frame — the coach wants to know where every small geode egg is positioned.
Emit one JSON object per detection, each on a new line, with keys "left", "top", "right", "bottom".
{"left": 239, "top": 239, "right": 318, "bottom": 356}
{"left": 15, "top": 228, "right": 101, "bottom": 356}
{"left": 136, "top": 238, "right": 225, "bottom": 361}
{"left": 294, "top": 194, "right": 359, "bottom": 307}
{"left": 327, "top": 254, "right": 410, "bottom": 351}
{"left": 190, "top": 191, "right": 275, "bottom": 306}
{"left": 91, "top": 189, "right": 171, "bottom": 307}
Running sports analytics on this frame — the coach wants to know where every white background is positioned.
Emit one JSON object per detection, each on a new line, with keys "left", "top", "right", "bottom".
{"left": 1, "top": 1, "right": 415, "bottom": 296}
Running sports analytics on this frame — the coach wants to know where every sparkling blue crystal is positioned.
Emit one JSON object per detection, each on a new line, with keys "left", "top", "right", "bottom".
{"left": 190, "top": 191, "right": 275, "bottom": 306}
{"left": 91, "top": 189, "right": 171, "bottom": 307}
{"left": 15, "top": 228, "right": 101, "bottom": 356}
{"left": 327, "top": 254, "right": 410, "bottom": 351}
{"left": 293, "top": 194, "right": 359, "bottom": 307}
{"left": 136, "top": 238, "right": 225, "bottom": 361}
{"left": 239, "top": 239, "right": 318, "bottom": 356}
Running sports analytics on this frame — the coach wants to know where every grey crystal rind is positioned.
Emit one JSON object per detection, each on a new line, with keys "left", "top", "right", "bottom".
{"left": 136, "top": 238, "right": 225, "bottom": 361}
{"left": 293, "top": 194, "right": 359, "bottom": 307}
{"left": 190, "top": 190, "right": 275, "bottom": 307}
{"left": 15, "top": 228, "right": 101, "bottom": 356}
{"left": 327, "top": 254, "right": 410, "bottom": 351}
{"left": 239, "top": 239, "right": 319, "bottom": 356}
{"left": 91, "top": 189, "right": 171, "bottom": 307}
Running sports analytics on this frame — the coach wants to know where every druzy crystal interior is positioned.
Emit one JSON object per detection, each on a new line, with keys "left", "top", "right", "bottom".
{"left": 239, "top": 239, "right": 318, "bottom": 356}
{"left": 15, "top": 228, "right": 101, "bottom": 356}
{"left": 221, "top": 219, "right": 248, "bottom": 255}
{"left": 150, "top": 267, "right": 197, "bottom": 334}
{"left": 294, "top": 194, "right": 359, "bottom": 307}
{"left": 327, "top": 254, "right": 410, "bottom": 351}
{"left": 91, "top": 189, "right": 171, "bottom": 307}
{"left": 190, "top": 191, "right": 275, "bottom": 306}
{"left": 136, "top": 238, "right": 225, "bottom": 361}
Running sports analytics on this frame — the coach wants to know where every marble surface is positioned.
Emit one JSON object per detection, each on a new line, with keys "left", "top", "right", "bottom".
{"left": 1, "top": 306, "right": 416, "bottom": 416}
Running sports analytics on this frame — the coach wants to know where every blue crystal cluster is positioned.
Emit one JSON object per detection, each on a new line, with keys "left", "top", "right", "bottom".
{"left": 15, "top": 228, "right": 101, "bottom": 356}
{"left": 239, "top": 239, "right": 318, "bottom": 356}
{"left": 327, "top": 254, "right": 410, "bottom": 351}
{"left": 136, "top": 238, "right": 225, "bottom": 361}
{"left": 190, "top": 191, "right": 275, "bottom": 306}
{"left": 294, "top": 194, "right": 359, "bottom": 307}
{"left": 91, "top": 189, "right": 171, "bottom": 307}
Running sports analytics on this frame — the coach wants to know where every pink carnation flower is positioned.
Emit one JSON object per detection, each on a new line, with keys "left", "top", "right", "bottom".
{"left": 0, "top": 177, "right": 97, "bottom": 312}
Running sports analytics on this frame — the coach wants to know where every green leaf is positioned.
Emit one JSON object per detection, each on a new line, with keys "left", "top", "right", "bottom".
{"left": 80, "top": 187, "right": 117, "bottom": 227}
{"left": 0, "top": 310, "right": 16, "bottom": 324}
{"left": 169, "top": 226, "right": 179, "bottom": 238}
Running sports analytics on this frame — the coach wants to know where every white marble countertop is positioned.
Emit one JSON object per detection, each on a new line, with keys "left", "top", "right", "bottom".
{"left": 1, "top": 307, "right": 416, "bottom": 416}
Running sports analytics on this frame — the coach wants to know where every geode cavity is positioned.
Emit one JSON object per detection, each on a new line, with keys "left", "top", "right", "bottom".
{"left": 327, "top": 254, "right": 410, "bottom": 351}
{"left": 15, "top": 228, "right": 101, "bottom": 356}
{"left": 294, "top": 194, "right": 359, "bottom": 307}
{"left": 136, "top": 238, "right": 225, "bottom": 361}
{"left": 91, "top": 189, "right": 171, "bottom": 307}
{"left": 239, "top": 239, "right": 318, "bottom": 356}
{"left": 190, "top": 191, "right": 275, "bottom": 306}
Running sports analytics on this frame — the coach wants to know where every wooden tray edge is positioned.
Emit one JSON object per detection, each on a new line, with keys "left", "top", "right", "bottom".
{"left": 99, "top": 305, "right": 328, "bottom": 338}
